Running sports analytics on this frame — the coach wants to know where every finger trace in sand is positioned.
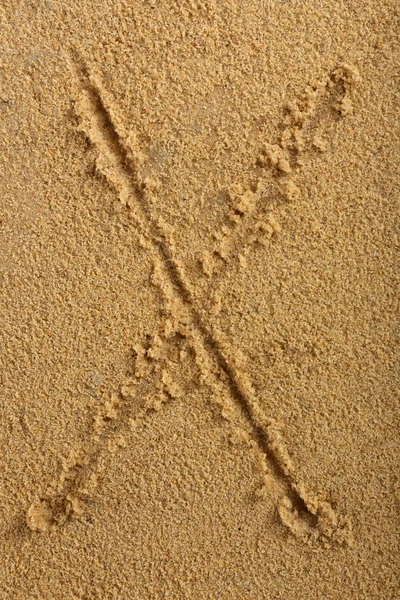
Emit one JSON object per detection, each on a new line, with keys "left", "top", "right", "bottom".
{"left": 27, "top": 53, "right": 358, "bottom": 546}
{"left": 203, "top": 64, "right": 360, "bottom": 314}
{"left": 26, "top": 331, "right": 188, "bottom": 532}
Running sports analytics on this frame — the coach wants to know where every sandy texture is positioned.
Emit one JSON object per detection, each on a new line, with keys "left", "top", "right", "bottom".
{"left": 0, "top": 1, "right": 399, "bottom": 598}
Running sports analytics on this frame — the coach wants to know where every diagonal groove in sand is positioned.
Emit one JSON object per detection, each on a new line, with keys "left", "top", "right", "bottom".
{"left": 27, "top": 53, "right": 356, "bottom": 545}
{"left": 72, "top": 59, "right": 279, "bottom": 441}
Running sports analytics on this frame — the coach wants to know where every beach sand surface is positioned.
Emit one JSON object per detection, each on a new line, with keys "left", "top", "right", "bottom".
{"left": 0, "top": 1, "right": 399, "bottom": 598}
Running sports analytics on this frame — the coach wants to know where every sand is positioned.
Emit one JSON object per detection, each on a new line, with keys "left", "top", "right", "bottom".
{"left": 0, "top": 0, "right": 399, "bottom": 598}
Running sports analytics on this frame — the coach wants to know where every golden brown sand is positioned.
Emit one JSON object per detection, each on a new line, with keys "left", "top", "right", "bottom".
{"left": 1, "top": 1, "right": 399, "bottom": 598}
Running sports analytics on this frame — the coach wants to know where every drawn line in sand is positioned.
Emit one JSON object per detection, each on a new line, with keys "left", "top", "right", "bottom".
{"left": 200, "top": 64, "right": 361, "bottom": 316}
{"left": 27, "top": 53, "right": 358, "bottom": 546}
